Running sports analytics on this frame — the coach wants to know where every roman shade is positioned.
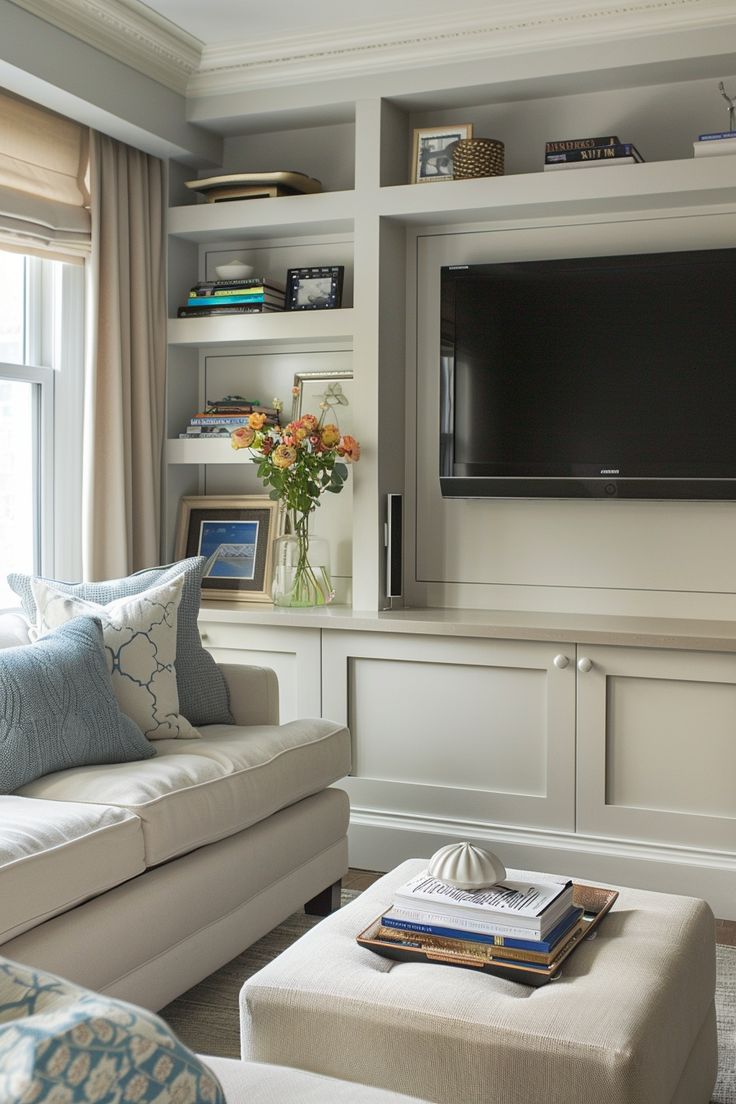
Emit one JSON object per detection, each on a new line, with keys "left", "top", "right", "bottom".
{"left": 0, "top": 88, "right": 90, "bottom": 261}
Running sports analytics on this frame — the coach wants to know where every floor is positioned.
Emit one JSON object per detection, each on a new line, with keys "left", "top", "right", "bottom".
{"left": 345, "top": 870, "right": 736, "bottom": 946}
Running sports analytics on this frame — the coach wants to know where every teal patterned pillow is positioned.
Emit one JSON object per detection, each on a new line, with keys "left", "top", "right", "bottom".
{"left": 0, "top": 958, "right": 224, "bottom": 1104}
{"left": 7, "top": 558, "right": 232, "bottom": 728}
{"left": 0, "top": 617, "right": 155, "bottom": 794}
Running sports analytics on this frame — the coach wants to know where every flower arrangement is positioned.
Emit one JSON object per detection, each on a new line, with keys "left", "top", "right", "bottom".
{"left": 231, "top": 394, "right": 360, "bottom": 605}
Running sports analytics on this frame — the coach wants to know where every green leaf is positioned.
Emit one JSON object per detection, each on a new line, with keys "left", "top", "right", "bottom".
{"left": 334, "top": 463, "right": 348, "bottom": 480}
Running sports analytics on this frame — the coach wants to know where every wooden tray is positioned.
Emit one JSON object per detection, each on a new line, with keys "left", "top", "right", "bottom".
{"left": 356, "top": 884, "right": 618, "bottom": 988}
{"left": 185, "top": 171, "right": 322, "bottom": 199}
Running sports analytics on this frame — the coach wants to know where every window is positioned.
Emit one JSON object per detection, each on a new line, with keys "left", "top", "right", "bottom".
{"left": 0, "top": 249, "right": 84, "bottom": 608}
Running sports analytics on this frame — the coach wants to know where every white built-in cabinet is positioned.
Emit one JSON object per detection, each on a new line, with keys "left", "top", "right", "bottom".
{"left": 197, "top": 607, "right": 736, "bottom": 919}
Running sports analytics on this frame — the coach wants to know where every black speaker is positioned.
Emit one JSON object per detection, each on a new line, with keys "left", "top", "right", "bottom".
{"left": 385, "top": 493, "right": 403, "bottom": 598}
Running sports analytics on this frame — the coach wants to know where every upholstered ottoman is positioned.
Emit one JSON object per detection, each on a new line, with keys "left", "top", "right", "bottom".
{"left": 240, "top": 859, "right": 717, "bottom": 1104}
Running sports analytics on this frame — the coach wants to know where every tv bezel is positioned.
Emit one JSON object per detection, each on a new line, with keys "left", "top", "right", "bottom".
{"left": 440, "top": 253, "right": 736, "bottom": 502}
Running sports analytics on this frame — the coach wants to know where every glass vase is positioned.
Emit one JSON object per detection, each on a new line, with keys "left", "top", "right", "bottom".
{"left": 271, "top": 525, "right": 335, "bottom": 608}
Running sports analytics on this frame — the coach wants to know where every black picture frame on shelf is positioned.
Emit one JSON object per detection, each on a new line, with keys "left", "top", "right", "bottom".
{"left": 285, "top": 266, "right": 344, "bottom": 310}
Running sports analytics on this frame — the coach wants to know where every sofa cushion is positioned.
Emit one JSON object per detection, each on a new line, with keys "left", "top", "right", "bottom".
{"left": 203, "top": 1055, "right": 434, "bottom": 1103}
{"left": 8, "top": 557, "right": 233, "bottom": 728}
{"left": 0, "top": 958, "right": 225, "bottom": 1103}
{"left": 19, "top": 719, "right": 352, "bottom": 867}
{"left": 0, "top": 795, "right": 145, "bottom": 942}
{"left": 0, "top": 617, "right": 156, "bottom": 794}
{"left": 0, "top": 612, "right": 30, "bottom": 649}
{"left": 31, "top": 576, "right": 199, "bottom": 741}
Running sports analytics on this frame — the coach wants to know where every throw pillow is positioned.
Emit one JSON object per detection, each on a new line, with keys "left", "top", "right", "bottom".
{"left": 8, "top": 557, "right": 233, "bottom": 728}
{"left": 0, "top": 957, "right": 224, "bottom": 1103}
{"left": 0, "top": 617, "right": 155, "bottom": 794}
{"left": 31, "top": 576, "right": 200, "bottom": 741}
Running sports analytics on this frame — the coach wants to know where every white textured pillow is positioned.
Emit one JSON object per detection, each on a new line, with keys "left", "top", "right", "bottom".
{"left": 31, "top": 576, "right": 200, "bottom": 740}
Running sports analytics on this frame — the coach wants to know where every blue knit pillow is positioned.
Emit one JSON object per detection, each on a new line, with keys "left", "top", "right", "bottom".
{"left": 0, "top": 958, "right": 225, "bottom": 1103}
{"left": 0, "top": 617, "right": 155, "bottom": 794}
{"left": 8, "top": 558, "right": 232, "bottom": 727}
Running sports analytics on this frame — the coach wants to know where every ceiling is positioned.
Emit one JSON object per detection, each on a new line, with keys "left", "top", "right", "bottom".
{"left": 136, "top": 0, "right": 485, "bottom": 46}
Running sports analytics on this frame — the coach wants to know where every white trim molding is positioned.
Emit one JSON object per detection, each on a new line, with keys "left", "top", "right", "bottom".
{"left": 9, "top": 0, "right": 202, "bottom": 94}
{"left": 191, "top": 0, "right": 736, "bottom": 96}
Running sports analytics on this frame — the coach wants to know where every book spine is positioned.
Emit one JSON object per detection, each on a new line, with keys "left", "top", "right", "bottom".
{"left": 190, "top": 417, "right": 251, "bottom": 425}
{"left": 191, "top": 285, "right": 283, "bottom": 297}
{"left": 177, "top": 305, "right": 280, "bottom": 317}
{"left": 545, "top": 143, "right": 641, "bottom": 164}
{"left": 697, "top": 130, "right": 736, "bottom": 141}
{"left": 545, "top": 135, "right": 619, "bottom": 152}
{"left": 193, "top": 277, "right": 285, "bottom": 290}
{"left": 188, "top": 294, "right": 281, "bottom": 306}
{"left": 382, "top": 907, "right": 581, "bottom": 950}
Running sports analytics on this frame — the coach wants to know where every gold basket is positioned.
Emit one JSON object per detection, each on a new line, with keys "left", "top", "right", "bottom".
{"left": 452, "top": 138, "right": 505, "bottom": 178}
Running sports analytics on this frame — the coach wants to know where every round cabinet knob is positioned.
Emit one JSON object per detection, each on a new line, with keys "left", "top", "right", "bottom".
{"left": 553, "top": 654, "right": 569, "bottom": 669}
{"left": 577, "top": 656, "right": 593, "bottom": 673}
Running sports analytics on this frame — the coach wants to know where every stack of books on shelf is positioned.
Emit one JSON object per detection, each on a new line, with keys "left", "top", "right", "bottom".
{"left": 692, "top": 130, "right": 736, "bottom": 157}
{"left": 377, "top": 868, "right": 584, "bottom": 974}
{"left": 179, "top": 395, "right": 281, "bottom": 439}
{"left": 177, "top": 276, "right": 285, "bottom": 318}
{"left": 543, "top": 135, "right": 645, "bottom": 170}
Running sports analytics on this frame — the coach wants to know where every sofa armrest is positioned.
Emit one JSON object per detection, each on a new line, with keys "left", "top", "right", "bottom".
{"left": 218, "top": 663, "right": 280, "bottom": 727}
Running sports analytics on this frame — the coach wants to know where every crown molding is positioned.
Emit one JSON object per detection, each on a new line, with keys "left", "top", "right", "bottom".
{"left": 9, "top": 0, "right": 202, "bottom": 95}
{"left": 190, "top": 0, "right": 736, "bottom": 97}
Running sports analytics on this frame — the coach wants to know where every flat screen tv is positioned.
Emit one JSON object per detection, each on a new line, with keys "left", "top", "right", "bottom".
{"left": 440, "top": 249, "right": 736, "bottom": 499}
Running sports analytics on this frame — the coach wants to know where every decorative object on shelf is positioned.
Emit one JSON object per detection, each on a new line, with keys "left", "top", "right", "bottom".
{"left": 427, "top": 842, "right": 507, "bottom": 889}
{"left": 230, "top": 395, "right": 360, "bottom": 607}
{"left": 175, "top": 495, "right": 282, "bottom": 603}
{"left": 215, "top": 260, "right": 254, "bottom": 279}
{"left": 184, "top": 171, "right": 322, "bottom": 202}
{"left": 411, "top": 124, "right": 473, "bottom": 183}
{"left": 719, "top": 81, "right": 736, "bottom": 131}
{"left": 451, "top": 137, "right": 504, "bottom": 178}
{"left": 285, "top": 265, "right": 344, "bottom": 310}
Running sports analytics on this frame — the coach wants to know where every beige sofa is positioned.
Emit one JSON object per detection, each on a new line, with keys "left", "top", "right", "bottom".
{"left": 0, "top": 613, "right": 351, "bottom": 1011}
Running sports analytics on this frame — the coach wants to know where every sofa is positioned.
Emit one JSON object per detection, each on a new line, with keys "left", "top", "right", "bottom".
{"left": 0, "top": 610, "right": 351, "bottom": 1012}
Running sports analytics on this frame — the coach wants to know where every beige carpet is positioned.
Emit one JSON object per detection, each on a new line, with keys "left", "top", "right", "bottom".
{"left": 160, "top": 891, "right": 736, "bottom": 1104}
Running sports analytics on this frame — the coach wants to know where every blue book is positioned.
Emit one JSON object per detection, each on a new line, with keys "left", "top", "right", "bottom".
{"left": 188, "top": 293, "right": 270, "bottom": 306}
{"left": 381, "top": 906, "right": 582, "bottom": 953}
{"left": 698, "top": 131, "right": 736, "bottom": 141}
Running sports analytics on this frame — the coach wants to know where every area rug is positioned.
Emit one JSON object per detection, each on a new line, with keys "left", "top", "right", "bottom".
{"left": 160, "top": 892, "right": 736, "bottom": 1103}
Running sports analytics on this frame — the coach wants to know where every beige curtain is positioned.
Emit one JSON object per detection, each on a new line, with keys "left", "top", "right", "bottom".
{"left": 0, "top": 88, "right": 90, "bottom": 261}
{"left": 83, "top": 131, "right": 166, "bottom": 580}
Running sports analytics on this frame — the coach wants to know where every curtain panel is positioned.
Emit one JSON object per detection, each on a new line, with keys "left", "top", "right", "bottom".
{"left": 0, "top": 89, "right": 90, "bottom": 261}
{"left": 83, "top": 132, "right": 166, "bottom": 580}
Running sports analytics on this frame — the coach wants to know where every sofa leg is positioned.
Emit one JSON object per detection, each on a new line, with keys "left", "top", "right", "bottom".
{"left": 304, "top": 879, "right": 342, "bottom": 916}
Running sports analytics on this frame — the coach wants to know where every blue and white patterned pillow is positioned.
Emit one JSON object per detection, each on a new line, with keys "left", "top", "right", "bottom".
{"left": 0, "top": 958, "right": 225, "bottom": 1104}
{"left": 8, "top": 558, "right": 232, "bottom": 728}
{"left": 0, "top": 617, "right": 155, "bottom": 794}
{"left": 31, "top": 576, "right": 199, "bottom": 740}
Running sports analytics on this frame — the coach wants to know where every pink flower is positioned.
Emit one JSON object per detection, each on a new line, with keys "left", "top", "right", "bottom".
{"left": 301, "top": 413, "right": 318, "bottom": 432}
{"left": 231, "top": 425, "right": 255, "bottom": 449}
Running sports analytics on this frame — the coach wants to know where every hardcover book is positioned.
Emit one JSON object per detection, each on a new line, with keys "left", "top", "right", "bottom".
{"left": 545, "top": 143, "right": 644, "bottom": 164}
{"left": 544, "top": 135, "right": 619, "bottom": 152}
{"left": 381, "top": 905, "right": 583, "bottom": 950}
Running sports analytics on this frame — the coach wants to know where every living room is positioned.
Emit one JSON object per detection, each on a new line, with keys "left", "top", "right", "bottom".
{"left": 0, "top": 1, "right": 735, "bottom": 1101}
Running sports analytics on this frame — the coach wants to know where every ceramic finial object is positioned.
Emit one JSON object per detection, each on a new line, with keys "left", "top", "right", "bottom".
{"left": 428, "top": 842, "right": 506, "bottom": 890}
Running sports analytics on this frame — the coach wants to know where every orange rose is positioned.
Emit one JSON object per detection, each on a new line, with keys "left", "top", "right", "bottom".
{"left": 340, "top": 435, "right": 361, "bottom": 461}
{"left": 321, "top": 423, "right": 340, "bottom": 447}
{"left": 231, "top": 425, "right": 255, "bottom": 449}
{"left": 272, "top": 444, "right": 297, "bottom": 469}
{"left": 301, "top": 413, "right": 318, "bottom": 432}
{"left": 248, "top": 412, "right": 267, "bottom": 429}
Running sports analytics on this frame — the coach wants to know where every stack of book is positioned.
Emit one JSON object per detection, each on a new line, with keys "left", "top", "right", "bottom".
{"left": 377, "top": 868, "right": 584, "bottom": 972}
{"left": 179, "top": 395, "right": 280, "bottom": 439}
{"left": 543, "top": 135, "right": 645, "bottom": 170}
{"left": 177, "top": 276, "right": 285, "bottom": 318}
{"left": 692, "top": 130, "right": 736, "bottom": 157}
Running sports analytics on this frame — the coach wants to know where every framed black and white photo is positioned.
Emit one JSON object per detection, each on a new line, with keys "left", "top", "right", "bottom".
{"left": 175, "top": 495, "right": 283, "bottom": 602}
{"left": 411, "top": 124, "right": 473, "bottom": 183}
{"left": 285, "top": 266, "right": 344, "bottom": 310}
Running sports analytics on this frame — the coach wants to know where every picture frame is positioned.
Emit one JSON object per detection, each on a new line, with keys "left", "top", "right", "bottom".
{"left": 410, "top": 124, "right": 473, "bottom": 183}
{"left": 291, "top": 368, "right": 353, "bottom": 428}
{"left": 285, "top": 265, "right": 344, "bottom": 311}
{"left": 175, "top": 495, "right": 283, "bottom": 603}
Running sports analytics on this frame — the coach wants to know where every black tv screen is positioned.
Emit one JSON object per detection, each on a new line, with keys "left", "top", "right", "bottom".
{"left": 440, "top": 250, "right": 736, "bottom": 499}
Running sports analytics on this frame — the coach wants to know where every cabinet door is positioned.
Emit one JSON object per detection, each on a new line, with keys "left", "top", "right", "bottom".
{"left": 199, "top": 620, "right": 321, "bottom": 722}
{"left": 576, "top": 644, "right": 736, "bottom": 851}
{"left": 322, "top": 631, "right": 576, "bottom": 831}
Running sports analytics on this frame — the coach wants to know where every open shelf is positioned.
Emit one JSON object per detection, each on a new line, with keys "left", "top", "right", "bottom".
{"left": 167, "top": 307, "right": 355, "bottom": 348}
{"left": 166, "top": 438, "right": 257, "bottom": 464}
{"left": 168, "top": 190, "right": 355, "bottom": 242}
